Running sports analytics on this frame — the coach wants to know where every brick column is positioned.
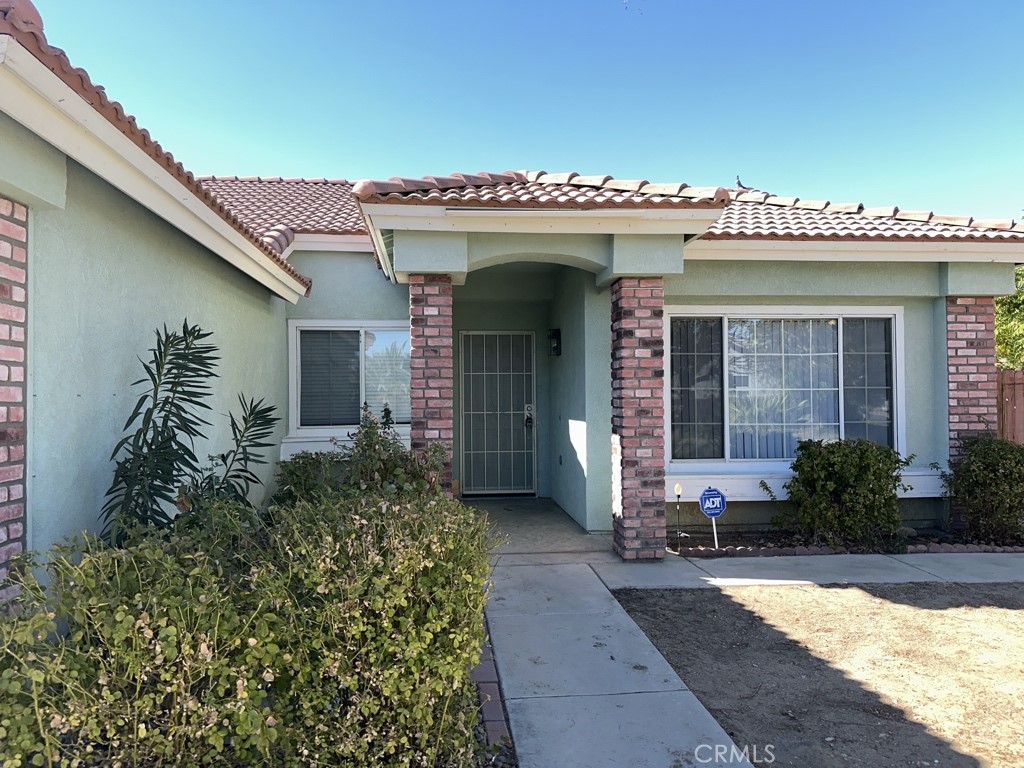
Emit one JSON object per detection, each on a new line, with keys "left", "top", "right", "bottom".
{"left": 409, "top": 274, "right": 454, "bottom": 487}
{"left": 610, "top": 277, "right": 666, "bottom": 560}
{"left": 0, "top": 195, "right": 27, "bottom": 602}
{"left": 946, "top": 296, "right": 998, "bottom": 462}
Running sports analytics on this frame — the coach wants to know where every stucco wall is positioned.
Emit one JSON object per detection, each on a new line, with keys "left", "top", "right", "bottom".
{"left": 548, "top": 268, "right": 589, "bottom": 525}
{"left": 286, "top": 250, "right": 406, "bottom": 322}
{"left": 28, "top": 160, "right": 288, "bottom": 553}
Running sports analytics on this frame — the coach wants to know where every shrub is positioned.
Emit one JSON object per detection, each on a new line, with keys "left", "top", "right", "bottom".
{"left": 941, "top": 435, "right": 1024, "bottom": 543}
{"left": 763, "top": 439, "right": 913, "bottom": 550}
{"left": 0, "top": 494, "right": 492, "bottom": 768}
{"left": 274, "top": 404, "right": 446, "bottom": 505}
{"left": 100, "top": 321, "right": 278, "bottom": 544}
{"left": 0, "top": 532, "right": 282, "bottom": 767}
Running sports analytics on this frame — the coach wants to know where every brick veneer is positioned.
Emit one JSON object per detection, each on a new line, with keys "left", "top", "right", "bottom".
{"left": 610, "top": 277, "right": 666, "bottom": 560}
{"left": 0, "top": 194, "right": 27, "bottom": 602}
{"left": 947, "top": 296, "right": 998, "bottom": 461}
{"left": 408, "top": 274, "right": 454, "bottom": 487}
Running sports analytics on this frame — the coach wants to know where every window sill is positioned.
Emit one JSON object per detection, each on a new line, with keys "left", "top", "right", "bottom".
{"left": 280, "top": 427, "right": 411, "bottom": 459}
{"left": 664, "top": 467, "right": 943, "bottom": 502}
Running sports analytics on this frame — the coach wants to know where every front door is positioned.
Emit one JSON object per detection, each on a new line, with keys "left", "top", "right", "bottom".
{"left": 460, "top": 332, "right": 536, "bottom": 494}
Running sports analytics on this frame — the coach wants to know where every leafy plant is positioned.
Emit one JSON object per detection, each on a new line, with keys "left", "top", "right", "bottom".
{"left": 762, "top": 438, "right": 913, "bottom": 550}
{"left": 176, "top": 395, "right": 279, "bottom": 513}
{"left": 274, "top": 404, "right": 445, "bottom": 506}
{"left": 100, "top": 321, "right": 218, "bottom": 541}
{"left": 939, "top": 435, "right": 1024, "bottom": 543}
{"left": 100, "top": 321, "right": 277, "bottom": 543}
{"left": 996, "top": 265, "right": 1024, "bottom": 368}
{"left": 1, "top": 490, "right": 494, "bottom": 767}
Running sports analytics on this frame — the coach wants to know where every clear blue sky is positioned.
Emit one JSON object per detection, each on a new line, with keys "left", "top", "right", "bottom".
{"left": 36, "top": 0, "right": 1024, "bottom": 220}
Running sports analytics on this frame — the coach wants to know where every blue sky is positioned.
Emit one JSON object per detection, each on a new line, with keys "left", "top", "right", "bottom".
{"left": 36, "top": 0, "right": 1024, "bottom": 219}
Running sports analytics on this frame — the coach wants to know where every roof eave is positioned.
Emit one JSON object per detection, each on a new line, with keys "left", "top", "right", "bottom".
{"left": 358, "top": 201, "right": 724, "bottom": 238}
{"left": 0, "top": 35, "right": 308, "bottom": 303}
{"left": 686, "top": 237, "right": 1024, "bottom": 262}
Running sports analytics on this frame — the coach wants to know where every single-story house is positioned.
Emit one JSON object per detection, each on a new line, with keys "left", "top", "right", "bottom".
{"left": 2, "top": 0, "right": 1023, "bottom": 586}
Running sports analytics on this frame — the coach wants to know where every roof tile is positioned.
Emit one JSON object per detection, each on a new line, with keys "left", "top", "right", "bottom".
{"left": 862, "top": 206, "right": 899, "bottom": 218}
{"left": 353, "top": 170, "right": 1024, "bottom": 243}
{"left": 198, "top": 177, "right": 366, "bottom": 242}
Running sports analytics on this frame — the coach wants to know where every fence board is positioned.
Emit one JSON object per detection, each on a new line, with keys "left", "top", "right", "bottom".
{"left": 998, "top": 370, "right": 1024, "bottom": 444}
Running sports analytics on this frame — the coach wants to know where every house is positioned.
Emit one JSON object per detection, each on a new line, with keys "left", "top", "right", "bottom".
{"left": 2, "top": 0, "right": 1023, "bottom": 587}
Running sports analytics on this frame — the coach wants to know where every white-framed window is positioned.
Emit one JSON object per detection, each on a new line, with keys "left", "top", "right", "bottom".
{"left": 287, "top": 319, "right": 410, "bottom": 436}
{"left": 665, "top": 306, "right": 905, "bottom": 468}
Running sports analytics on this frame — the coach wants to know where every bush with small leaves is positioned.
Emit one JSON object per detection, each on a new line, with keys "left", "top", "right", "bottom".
{"left": 0, "top": 492, "right": 493, "bottom": 768}
{"left": 762, "top": 438, "right": 913, "bottom": 551}
{"left": 940, "top": 435, "right": 1024, "bottom": 544}
{"left": 274, "top": 404, "right": 446, "bottom": 506}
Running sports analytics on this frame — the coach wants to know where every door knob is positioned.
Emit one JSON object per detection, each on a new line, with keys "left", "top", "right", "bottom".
{"left": 525, "top": 415, "right": 534, "bottom": 429}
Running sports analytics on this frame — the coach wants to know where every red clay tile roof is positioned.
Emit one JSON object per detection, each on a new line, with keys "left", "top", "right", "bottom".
{"left": 198, "top": 177, "right": 368, "bottom": 251}
{"left": 354, "top": 170, "right": 1024, "bottom": 243}
{"left": 0, "top": 0, "right": 311, "bottom": 292}
{"left": 352, "top": 171, "right": 732, "bottom": 209}
{"left": 705, "top": 196, "right": 1024, "bottom": 243}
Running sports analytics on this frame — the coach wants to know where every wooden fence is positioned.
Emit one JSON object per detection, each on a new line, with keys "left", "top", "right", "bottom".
{"left": 998, "top": 370, "right": 1024, "bottom": 443}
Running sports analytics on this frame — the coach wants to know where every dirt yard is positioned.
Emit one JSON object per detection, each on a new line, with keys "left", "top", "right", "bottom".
{"left": 615, "top": 583, "right": 1024, "bottom": 768}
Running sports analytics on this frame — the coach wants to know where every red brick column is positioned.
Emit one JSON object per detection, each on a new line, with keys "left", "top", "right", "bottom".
{"left": 409, "top": 274, "right": 454, "bottom": 487}
{"left": 947, "top": 296, "right": 998, "bottom": 462}
{"left": 0, "top": 195, "right": 27, "bottom": 602}
{"left": 611, "top": 277, "right": 666, "bottom": 560}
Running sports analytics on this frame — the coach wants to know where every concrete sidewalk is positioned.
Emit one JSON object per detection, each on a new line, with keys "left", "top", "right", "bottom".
{"left": 488, "top": 561, "right": 752, "bottom": 768}
{"left": 487, "top": 548, "right": 1023, "bottom": 767}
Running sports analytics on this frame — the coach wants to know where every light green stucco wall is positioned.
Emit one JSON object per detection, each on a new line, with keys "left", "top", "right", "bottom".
{"left": 547, "top": 267, "right": 613, "bottom": 531}
{"left": 28, "top": 160, "right": 288, "bottom": 554}
{"left": 286, "top": 250, "right": 407, "bottom": 321}
{"left": 0, "top": 111, "right": 66, "bottom": 210}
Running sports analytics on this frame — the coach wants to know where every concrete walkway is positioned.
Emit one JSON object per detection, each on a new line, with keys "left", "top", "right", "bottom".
{"left": 479, "top": 499, "right": 1024, "bottom": 768}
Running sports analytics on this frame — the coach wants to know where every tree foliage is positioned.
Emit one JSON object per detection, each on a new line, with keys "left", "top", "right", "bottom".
{"left": 995, "top": 265, "right": 1024, "bottom": 369}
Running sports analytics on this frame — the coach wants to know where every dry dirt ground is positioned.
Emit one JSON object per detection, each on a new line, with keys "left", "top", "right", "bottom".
{"left": 615, "top": 583, "right": 1024, "bottom": 768}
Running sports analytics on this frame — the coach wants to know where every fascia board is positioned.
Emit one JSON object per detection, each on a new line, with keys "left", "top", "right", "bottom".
{"left": 359, "top": 202, "right": 721, "bottom": 236}
{"left": 0, "top": 38, "right": 306, "bottom": 303}
{"left": 686, "top": 238, "right": 1024, "bottom": 263}
{"left": 281, "top": 233, "right": 374, "bottom": 259}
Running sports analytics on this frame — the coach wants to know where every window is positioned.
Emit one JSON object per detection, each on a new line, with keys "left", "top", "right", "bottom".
{"left": 293, "top": 323, "right": 410, "bottom": 430}
{"left": 669, "top": 311, "right": 897, "bottom": 461}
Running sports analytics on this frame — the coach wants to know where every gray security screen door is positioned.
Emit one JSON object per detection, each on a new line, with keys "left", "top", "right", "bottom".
{"left": 460, "top": 332, "right": 536, "bottom": 494}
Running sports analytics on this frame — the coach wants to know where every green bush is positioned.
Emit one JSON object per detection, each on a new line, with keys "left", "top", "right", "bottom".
{"left": 1, "top": 492, "right": 492, "bottom": 767}
{"left": 274, "top": 405, "right": 446, "bottom": 505}
{"left": 0, "top": 532, "right": 282, "bottom": 767}
{"left": 763, "top": 439, "right": 913, "bottom": 550}
{"left": 941, "top": 435, "right": 1024, "bottom": 543}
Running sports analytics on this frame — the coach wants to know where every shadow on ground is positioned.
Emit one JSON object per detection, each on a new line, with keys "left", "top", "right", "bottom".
{"left": 615, "top": 587, "right": 986, "bottom": 768}
{"left": 823, "top": 580, "right": 1024, "bottom": 610}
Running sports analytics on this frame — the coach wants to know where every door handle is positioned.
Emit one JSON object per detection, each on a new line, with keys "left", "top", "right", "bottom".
{"left": 524, "top": 415, "right": 534, "bottom": 429}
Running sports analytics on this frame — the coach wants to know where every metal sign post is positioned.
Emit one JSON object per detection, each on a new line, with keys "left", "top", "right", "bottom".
{"left": 698, "top": 487, "right": 727, "bottom": 549}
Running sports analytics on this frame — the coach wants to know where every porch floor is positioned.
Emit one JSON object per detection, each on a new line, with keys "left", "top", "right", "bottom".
{"left": 465, "top": 497, "right": 614, "bottom": 559}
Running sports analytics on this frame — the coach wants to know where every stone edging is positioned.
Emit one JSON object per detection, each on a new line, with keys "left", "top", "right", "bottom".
{"left": 472, "top": 635, "right": 512, "bottom": 747}
{"left": 676, "top": 543, "right": 1024, "bottom": 558}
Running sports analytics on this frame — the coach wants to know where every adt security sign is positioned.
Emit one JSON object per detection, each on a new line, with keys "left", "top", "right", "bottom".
{"left": 699, "top": 487, "right": 727, "bottom": 519}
